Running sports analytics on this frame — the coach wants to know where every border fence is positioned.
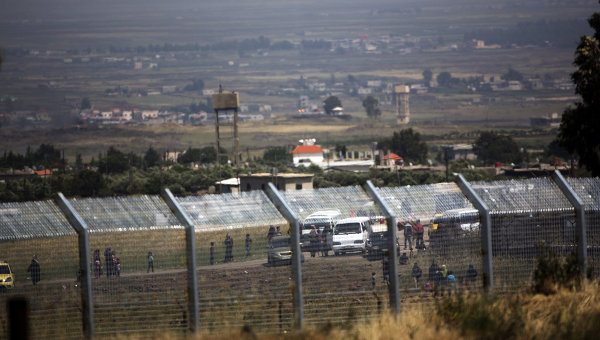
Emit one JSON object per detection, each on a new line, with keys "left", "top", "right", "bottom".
{"left": 0, "top": 171, "right": 598, "bottom": 338}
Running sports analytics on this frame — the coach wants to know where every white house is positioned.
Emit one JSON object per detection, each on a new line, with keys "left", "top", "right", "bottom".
{"left": 292, "top": 144, "right": 324, "bottom": 166}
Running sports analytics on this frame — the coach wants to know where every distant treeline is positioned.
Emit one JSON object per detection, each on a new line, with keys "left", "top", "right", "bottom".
{"left": 3, "top": 36, "right": 333, "bottom": 56}
{"left": 464, "top": 19, "right": 590, "bottom": 48}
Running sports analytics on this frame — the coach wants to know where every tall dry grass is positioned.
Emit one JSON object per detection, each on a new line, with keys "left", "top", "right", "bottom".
{"left": 115, "top": 281, "right": 600, "bottom": 340}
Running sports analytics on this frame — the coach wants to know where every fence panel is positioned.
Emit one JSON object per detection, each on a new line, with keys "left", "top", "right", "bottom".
{"left": 1, "top": 176, "right": 600, "bottom": 338}
{"left": 378, "top": 183, "right": 482, "bottom": 297}
{"left": 567, "top": 177, "right": 600, "bottom": 278}
{"left": 69, "top": 195, "right": 188, "bottom": 337}
{"left": 471, "top": 178, "right": 575, "bottom": 292}
{"left": 0, "top": 201, "right": 82, "bottom": 339}
{"left": 178, "top": 191, "right": 293, "bottom": 333}
{"left": 279, "top": 186, "right": 386, "bottom": 326}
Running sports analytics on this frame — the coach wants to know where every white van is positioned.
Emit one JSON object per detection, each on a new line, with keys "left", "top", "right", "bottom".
{"left": 300, "top": 210, "right": 342, "bottom": 251}
{"left": 332, "top": 216, "right": 372, "bottom": 255}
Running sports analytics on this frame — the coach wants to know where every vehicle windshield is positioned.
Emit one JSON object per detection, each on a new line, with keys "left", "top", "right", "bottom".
{"left": 0, "top": 265, "right": 10, "bottom": 274}
{"left": 271, "top": 238, "right": 291, "bottom": 248}
{"left": 334, "top": 223, "right": 361, "bottom": 235}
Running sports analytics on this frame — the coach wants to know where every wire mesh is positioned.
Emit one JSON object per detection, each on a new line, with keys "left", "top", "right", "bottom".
{"left": 178, "top": 190, "right": 287, "bottom": 231}
{"left": 378, "top": 182, "right": 482, "bottom": 300}
{"left": 179, "top": 191, "right": 292, "bottom": 333}
{"left": 0, "top": 201, "right": 76, "bottom": 241}
{"left": 0, "top": 201, "right": 82, "bottom": 338}
{"left": 276, "top": 187, "right": 389, "bottom": 326}
{"left": 567, "top": 177, "right": 600, "bottom": 279}
{"left": 0, "top": 176, "right": 598, "bottom": 338}
{"left": 70, "top": 195, "right": 188, "bottom": 336}
{"left": 471, "top": 178, "right": 576, "bottom": 293}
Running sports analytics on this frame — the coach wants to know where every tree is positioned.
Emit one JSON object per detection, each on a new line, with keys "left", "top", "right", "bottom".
{"left": 436, "top": 71, "right": 454, "bottom": 87}
{"left": 144, "top": 146, "right": 161, "bottom": 168}
{"left": 501, "top": 68, "right": 524, "bottom": 82}
{"left": 323, "top": 96, "right": 342, "bottom": 115}
{"left": 80, "top": 97, "right": 91, "bottom": 110}
{"left": 98, "top": 146, "right": 129, "bottom": 174}
{"left": 263, "top": 146, "right": 291, "bottom": 165}
{"left": 362, "top": 96, "right": 381, "bottom": 119}
{"left": 378, "top": 128, "right": 428, "bottom": 164}
{"left": 473, "top": 131, "right": 522, "bottom": 165}
{"left": 422, "top": 69, "right": 433, "bottom": 87}
{"left": 556, "top": 5, "right": 600, "bottom": 175}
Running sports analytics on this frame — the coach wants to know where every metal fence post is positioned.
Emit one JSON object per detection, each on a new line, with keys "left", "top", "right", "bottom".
{"left": 457, "top": 174, "right": 494, "bottom": 296}
{"left": 161, "top": 188, "right": 200, "bottom": 333}
{"left": 552, "top": 170, "right": 588, "bottom": 278}
{"left": 55, "top": 193, "right": 94, "bottom": 339}
{"left": 364, "top": 181, "right": 400, "bottom": 317}
{"left": 265, "top": 183, "right": 304, "bottom": 329}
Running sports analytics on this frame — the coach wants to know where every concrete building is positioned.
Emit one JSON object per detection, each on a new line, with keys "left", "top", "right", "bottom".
{"left": 239, "top": 173, "right": 314, "bottom": 192}
{"left": 292, "top": 143, "right": 324, "bottom": 166}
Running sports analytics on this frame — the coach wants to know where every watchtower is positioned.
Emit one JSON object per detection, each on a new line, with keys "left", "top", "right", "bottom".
{"left": 212, "top": 87, "right": 241, "bottom": 166}
{"left": 395, "top": 85, "right": 410, "bottom": 124}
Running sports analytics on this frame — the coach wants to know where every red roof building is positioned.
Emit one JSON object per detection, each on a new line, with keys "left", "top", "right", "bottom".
{"left": 291, "top": 145, "right": 324, "bottom": 166}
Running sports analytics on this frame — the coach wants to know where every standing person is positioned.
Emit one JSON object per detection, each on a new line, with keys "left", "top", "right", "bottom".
{"left": 104, "top": 247, "right": 112, "bottom": 278}
{"left": 209, "top": 242, "right": 215, "bottom": 265}
{"left": 245, "top": 234, "right": 252, "bottom": 257}
{"left": 224, "top": 234, "right": 233, "bottom": 262}
{"left": 411, "top": 262, "right": 422, "bottom": 289}
{"left": 147, "top": 251, "right": 154, "bottom": 273}
{"left": 428, "top": 260, "right": 439, "bottom": 283}
{"left": 322, "top": 226, "right": 333, "bottom": 257}
{"left": 267, "top": 225, "right": 276, "bottom": 241}
{"left": 94, "top": 257, "right": 102, "bottom": 279}
{"left": 371, "top": 272, "right": 376, "bottom": 290}
{"left": 27, "top": 255, "right": 41, "bottom": 285}
{"left": 465, "top": 263, "right": 477, "bottom": 288}
{"left": 382, "top": 251, "right": 390, "bottom": 285}
{"left": 414, "top": 219, "right": 425, "bottom": 250}
{"left": 275, "top": 226, "right": 282, "bottom": 236}
{"left": 404, "top": 220, "right": 413, "bottom": 250}
{"left": 94, "top": 249, "right": 102, "bottom": 279}
{"left": 309, "top": 226, "right": 320, "bottom": 257}
{"left": 113, "top": 252, "right": 121, "bottom": 277}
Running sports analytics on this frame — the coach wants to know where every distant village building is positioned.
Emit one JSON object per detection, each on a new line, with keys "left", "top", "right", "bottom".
{"left": 239, "top": 173, "right": 314, "bottom": 192}
{"left": 530, "top": 112, "right": 561, "bottom": 127}
{"left": 443, "top": 144, "right": 477, "bottom": 161}
{"left": 292, "top": 139, "right": 324, "bottom": 166}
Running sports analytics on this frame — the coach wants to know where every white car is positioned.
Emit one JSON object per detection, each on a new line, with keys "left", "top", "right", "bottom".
{"left": 332, "top": 216, "right": 372, "bottom": 255}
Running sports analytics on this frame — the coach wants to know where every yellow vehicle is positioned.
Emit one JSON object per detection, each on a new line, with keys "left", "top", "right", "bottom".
{"left": 0, "top": 261, "right": 15, "bottom": 290}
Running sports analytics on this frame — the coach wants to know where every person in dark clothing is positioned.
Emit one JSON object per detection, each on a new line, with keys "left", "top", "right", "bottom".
{"left": 411, "top": 262, "right": 422, "bottom": 288}
{"left": 267, "top": 225, "right": 276, "bottom": 241}
{"left": 399, "top": 252, "right": 409, "bottom": 265}
{"left": 245, "top": 234, "right": 252, "bottom": 257}
{"left": 428, "top": 260, "right": 439, "bottom": 282}
{"left": 147, "top": 251, "right": 154, "bottom": 273}
{"left": 465, "top": 263, "right": 477, "bottom": 288}
{"left": 224, "top": 234, "right": 234, "bottom": 262}
{"left": 27, "top": 255, "right": 40, "bottom": 285}
{"left": 104, "top": 247, "right": 112, "bottom": 278}
{"left": 209, "top": 242, "right": 215, "bottom": 265}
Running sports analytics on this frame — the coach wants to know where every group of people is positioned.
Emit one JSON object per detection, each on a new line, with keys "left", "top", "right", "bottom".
{"left": 93, "top": 247, "right": 121, "bottom": 279}
{"left": 210, "top": 232, "right": 253, "bottom": 264}
{"left": 307, "top": 225, "right": 333, "bottom": 257}
{"left": 401, "top": 219, "right": 426, "bottom": 251}
{"left": 418, "top": 261, "right": 478, "bottom": 295}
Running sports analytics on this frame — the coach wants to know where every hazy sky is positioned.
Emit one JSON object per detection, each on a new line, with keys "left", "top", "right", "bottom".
{"left": 0, "top": 0, "right": 596, "bottom": 50}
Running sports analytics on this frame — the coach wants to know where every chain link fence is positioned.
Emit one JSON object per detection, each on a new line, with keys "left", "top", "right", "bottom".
{"left": 0, "top": 173, "right": 598, "bottom": 338}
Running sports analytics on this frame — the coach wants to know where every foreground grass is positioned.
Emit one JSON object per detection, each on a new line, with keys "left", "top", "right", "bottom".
{"left": 116, "top": 282, "right": 600, "bottom": 340}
